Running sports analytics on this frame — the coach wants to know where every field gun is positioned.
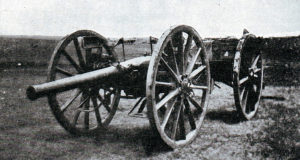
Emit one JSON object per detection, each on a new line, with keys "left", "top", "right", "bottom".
{"left": 26, "top": 25, "right": 264, "bottom": 148}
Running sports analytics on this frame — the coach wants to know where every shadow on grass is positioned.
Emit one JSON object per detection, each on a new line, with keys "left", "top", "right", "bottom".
{"left": 94, "top": 126, "right": 173, "bottom": 156}
{"left": 206, "top": 96, "right": 287, "bottom": 125}
{"left": 261, "top": 96, "right": 285, "bottom": 101}
{"left": 248, "top": 104, "right": 300, "bottom": 159}
{"left": 33, "top": 124, "right": 173, "bottom": 156}
{"left": 206, "top": 110, "right": 244, "bottom": 124}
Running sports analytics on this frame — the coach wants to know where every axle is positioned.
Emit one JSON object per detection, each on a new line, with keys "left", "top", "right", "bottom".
{"left": 27, "top": 56, "right": 151, "bottom": 100}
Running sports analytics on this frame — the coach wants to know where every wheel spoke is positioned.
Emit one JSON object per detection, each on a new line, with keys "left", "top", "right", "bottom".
{"left": 137, "top": 99, "right": 147, "bottom": 113}
{"left": 61, "top": 90, "right": 82, "bottom": 112}
{"left": 242, "top": 87, "right": 249, "bottom": 112}
{"left": 146, "top": 26, "right": 212, "bottom": 147}
{"left": 73, "top": 38, "right": 86, "bottom": 68}
{"left": 190, "top": 84, "right": 208, "bottom": 90}
{"left": 91, "top": 96, "right": 102, "bottom": 126}
{"left": 48, "top": 31, "right": 122, "bottom": 133}
{"left": 183, "top": 98, "right": 196, "bottom": 130}
{"left": 162, "top": 51, "right": 168, "bottom": 57}
{"left": 72, "top": 110, "right": 81, "bottom": 126}
{"left": 161, "top": 98, "right": 176, "bottom": 130}
{"left": 75, "top": 95, "right": 90, "bottom": 109}
{"left": 253, "top": 84, "right": 258, "bottom": 94}
{"left": 157, "top": 92, "right": 168, "bottom": 101}
{"left": 249, "top": 83, "right": 257, "bottom": 96}
{"left": 73, "top": 92, "right": 90, "bottom": 128}
{"left": 160, "top": 57, "right": 180, "bottom": 83}
{"left": 174, "top": 32, "right": 184, "bottom": 74}
{"left": 61, "top": 49, "right": 83, "bottom": 73}
{"left": 84, "top": 96, "right": 90, "bottom": 130}
{"left": 239, "top": 76, "right": 249, "bottom": 85}
{"left": 178, "top": 106, "right": 186, "bottom": 140}
{"left": 171, "top": 98, "right": 183, "bottom": 140}
{"left": 189, "top": 65, "right": 206, "bottom": 79}
{"left": 200, "top": 91, "right": 207, "bottom": 109}
{"left": 240, "top": 86, "right": 246, "bottom": 99}
{"left": 186, "top": 47, "right": 201, "bottom": 75}
{"left": 248, "top": 84, "right": 259, "bottom": 110}
{"left": 183, "top": 35, "right": 193, "bottom": 74}
{"left": 85, "top": 49, "right": 92, "bottom": 70}
{"left": 156, "top": 88, "right": 180, "bottom": 110}
{"left": 254, "top": 68, "right": 261, "bottom": 73}
{"left": 96, "top": 93, "right": 111, "bottom": 113}
{"left": 184, "top": 35, "right": 193, "bottom": 54}
{"left": 187, "top": 94, "right": 203, "bottom": 112}
{"left": 169, "top": 40, "right": 180, "bottom": 75}
{"left": 55, "top": 67, "right": 74, "bottom": 77}
{"left": 255, "top": 73, "right": 263, "bottom": 82}
{"left": 246, "top": 87, "right": 252, "bottom": 113}
{"left": 155, "top": 81, "right": 176, "bottom": 88}
{"left": 251, "top": 55, "right": 260, "bottom": 69}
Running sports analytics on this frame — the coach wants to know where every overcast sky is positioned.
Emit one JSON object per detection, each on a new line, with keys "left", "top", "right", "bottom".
{"left": 1, "top": 0, "right": 300, "bottom": 38}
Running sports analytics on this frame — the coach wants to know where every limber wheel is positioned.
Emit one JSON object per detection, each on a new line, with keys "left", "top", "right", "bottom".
{"left": 146, "top": 25, "right": 211, "bottom": 148}
{"left": 233, "top": 34, "right": 264, "bottom": 120}
{"left": 47, "top": 30, "right": 120, "bottom": 135}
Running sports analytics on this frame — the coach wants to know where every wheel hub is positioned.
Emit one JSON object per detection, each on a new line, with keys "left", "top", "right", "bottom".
{"left": 249, "top": 69, "right": 254, "bottom": 76}
{"left": 180, "top": 75, "right": 192, "bottom": 94}
{"left": 248, "top": 68, "right": 256, "bottom": 78}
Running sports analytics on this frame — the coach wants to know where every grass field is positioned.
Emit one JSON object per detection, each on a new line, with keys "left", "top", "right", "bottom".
{"left": 0, "top": 36, "right": 299, "bottom": 159}
{"left": 0, "top": 66, "right": 299, "bottom": 159}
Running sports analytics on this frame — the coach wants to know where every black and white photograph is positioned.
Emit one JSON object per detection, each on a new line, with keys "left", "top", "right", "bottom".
{"left": 0, "top": 0, "right": 299, "bottom": 159}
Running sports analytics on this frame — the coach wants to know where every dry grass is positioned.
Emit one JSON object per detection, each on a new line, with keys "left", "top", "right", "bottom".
{"left": 0, "top": 66, "right": 299, "bottom": 159}
{"left": 0, "top": 37, "right": 299, "bottom": 159}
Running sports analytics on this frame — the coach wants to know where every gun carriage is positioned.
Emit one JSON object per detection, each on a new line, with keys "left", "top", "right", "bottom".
{"left": 26, "top": 25, "right": 264, "bottom": 148}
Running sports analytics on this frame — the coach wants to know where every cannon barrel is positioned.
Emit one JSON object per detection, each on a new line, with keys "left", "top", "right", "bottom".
{"left": 27, "top": 56, "right": 151, "bottom": 100}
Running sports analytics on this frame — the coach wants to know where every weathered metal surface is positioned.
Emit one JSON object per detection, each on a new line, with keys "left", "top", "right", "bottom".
{"left": 26, "top": 56, "right": 151, "bottom": 100}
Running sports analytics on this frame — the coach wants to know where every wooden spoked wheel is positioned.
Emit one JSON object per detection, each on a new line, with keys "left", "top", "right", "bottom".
{"left": 47, "top": 30, "right": 120, "bottom": 135}
{"left": 146, "top": 25, "right": 211, "bottom": 148}
{"left": 233, "top": 34, "right": 264, "bottom": 120}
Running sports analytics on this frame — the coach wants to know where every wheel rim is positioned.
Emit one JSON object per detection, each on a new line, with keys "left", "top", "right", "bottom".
{"left": 47, "top": 30, "right": 120, "bottom": 135}
{"left": 233, "top": 34, "right": 264, "bottom": 120}
{"left": 147, "top": 25, "right": 211, "bottom": 148}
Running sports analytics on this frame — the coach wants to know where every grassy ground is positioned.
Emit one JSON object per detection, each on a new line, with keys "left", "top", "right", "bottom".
{"left": 0, "top": 35, "right": 299, "bottom": 159}
{"left": 0, "top": 66, "right": 299, "bottom": 159}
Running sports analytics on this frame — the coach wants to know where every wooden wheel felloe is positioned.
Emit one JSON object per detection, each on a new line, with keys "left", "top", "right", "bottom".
{"left": 47, "top": 30, "right": 120, "bottom": 135}
{"left": 233, "top": 34, "right": 264, "bottom": 120}
{"left": 146, "top": 25, "right": 211, "bottom": 148}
